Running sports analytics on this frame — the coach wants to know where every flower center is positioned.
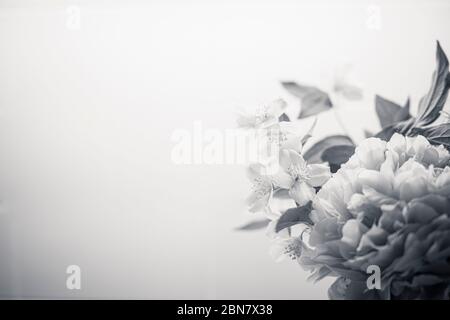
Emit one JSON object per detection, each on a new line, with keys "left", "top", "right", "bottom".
{"left": 251, "top": 177, "right": 272, "bottom": 199}
{"left": 284, "top": 238, "right": 303, "bottom": 260}
{"left": 288, "top": 164, "right": 310, "bottom": 181}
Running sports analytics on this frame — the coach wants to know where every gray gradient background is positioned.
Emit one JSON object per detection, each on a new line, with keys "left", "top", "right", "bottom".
{"left": 0, "top": 0, "right": 449, "bottom": 299}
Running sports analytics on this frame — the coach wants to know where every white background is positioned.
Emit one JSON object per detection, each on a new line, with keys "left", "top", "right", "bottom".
{"left": 0, "top": 0, "right": 449, "bottom": 298}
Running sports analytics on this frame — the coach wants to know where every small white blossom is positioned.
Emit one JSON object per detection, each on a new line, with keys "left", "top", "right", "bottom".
{"left": 236, "top": 99, "right": 287, "bottom": 130}
{"left": 274, "top": 149, "right": 331, "bottom": 206}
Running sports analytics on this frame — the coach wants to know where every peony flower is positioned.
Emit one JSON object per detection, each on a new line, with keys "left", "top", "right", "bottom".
{"left": 273, "top": 133, "right": 450, "bottom": 299}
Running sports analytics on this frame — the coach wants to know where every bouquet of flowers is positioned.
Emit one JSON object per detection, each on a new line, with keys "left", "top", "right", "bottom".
{"left": 237, "top": 42, "right": 450, "bottom": 300}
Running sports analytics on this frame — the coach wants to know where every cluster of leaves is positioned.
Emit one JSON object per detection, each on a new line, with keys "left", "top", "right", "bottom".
{"left": 238, "top": 41, "right": 450, "bottom": 232}
{"left": 375, "top": 41, "right": 450, "bottom": 147}
{"left": 282, "top": 41, "right": 450, "bottom": 175}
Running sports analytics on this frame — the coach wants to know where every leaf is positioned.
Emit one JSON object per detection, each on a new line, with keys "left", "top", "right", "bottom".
{"left": 334, "top": 82, "right": 363, "bottom": 101}
{"left": 275, "top": 201, "right": 313, "bottom": 233}
{"left": 375, "top": 95, "right": 411, "bottom": 128}
{"left": 398, "top": 97, "right": 411, "bottom": 122}
{"left": 415, "top": 41, "right": 450, "bottom": 127}
{"left": 278, "top": 113, "right": 290, "bottom": 122}
{"left": 363, "top": 129, "right": 373, "bottom": 138}
{"left": 321, "top": 145, "right": 356, "bottom": 173}
{"left": 281, "top": 81, "right": 333, "bottom": 118}
{"left": 303, "top": 135, "right": 354, "bottom": 164}
{"left": 333, "top": 65, "right": 363, "bottom": 100}
{"left": 375, "top": 95, "right": 401, "bottom": 127}
{"left": 411, "top": 123, "right": 450, "bottom": 150}
{"left": 236, "top": 219, "right": 271, "bottom": 231}
{"left": 374, "top": 117, "right": 416, "bottom": 141}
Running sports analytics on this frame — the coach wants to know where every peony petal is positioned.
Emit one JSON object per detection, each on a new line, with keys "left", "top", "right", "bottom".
{"left": 436, "top": 166, "right": 450, "bottom": 188}
{"left": 354, "top": 137, "right": 387, "bottom": 170}
{"left": 309, "top": 217, "right": 342, "bottom": 246}
{"left": 347, "top": 194, "right": 367, "bottom": 216}
{"left": 379, "top": 203, "right": 404, "bottom": 233}
{"left": 387, "top": 133, "right": 406, "bottom": 154}
{"left": 398, "top": 176, "right": 429, "bottom": 202}
{"left": 311, "top": 198, "right": 341, "bottom": 222}
{"left": 414, "top": 194, "right": 450, "bottom": 214}
{"left": 421, "top": 147, "right": 440, "bottom": 166}
{"left": 380, "top": 150, "right": 397, "bottom": 182}
{"left": 436, "top": 145, "right": 450, "bottom": 166}
{"left": 358, "top": 169, "right": 392, "bottom": 195}
{"left": 404, "top": 201, "right": 439, "bottom": 224}
{"left": 341, "top": 219, "right": 367, "bottom": 248}
{"left": 357, "top": 226, "right": 388, "bottom": 254}
{"left": 409, "top": 135, "right": 430, "bottom": 160}
{"left": 362, "top": 186, "right": 397, "bottom": 207}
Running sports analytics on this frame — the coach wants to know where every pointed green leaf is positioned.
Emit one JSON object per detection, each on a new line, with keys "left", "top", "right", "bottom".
{"left": 321, "top": 145, "right": 356, "bottom": 173}
{"left": 278, "top": 113, "right": 290, "bottom": 122}
{"left": 375, "top": 95, "right": 411, "bottom": 128}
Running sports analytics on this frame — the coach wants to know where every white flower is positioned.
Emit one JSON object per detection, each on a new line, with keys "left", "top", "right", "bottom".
{"left": 236, "top": 99, "right": 287, "bottom": 129}
{"left": 245, "top": 163, "right": 274, "bottom": 213}
{"left": 275, "top": 149, "right": 331, "bottom": 206}
{"left": 254, "top": 118, "right": 318, "bottom": 164}
{"left": 269, "top": 236, "right": 305, "bottom": 262}
{"left": 245, "top": 163, "right": 294, "bottom": 214}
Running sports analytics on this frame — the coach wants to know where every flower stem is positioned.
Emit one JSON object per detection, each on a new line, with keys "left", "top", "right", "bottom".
{"left": 333, "top": 106, "right": 351, "bottom": 138}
